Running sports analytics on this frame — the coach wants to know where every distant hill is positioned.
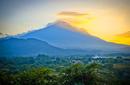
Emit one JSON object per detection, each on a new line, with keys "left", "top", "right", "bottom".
{"left": 0, "top": 38, "right": 90, "bottom": 57}
{"left": 0, "top": 32, "right": 8, "bottom": 38}
{"left": 0, "top": 38, "right": 60, "bottom": 56}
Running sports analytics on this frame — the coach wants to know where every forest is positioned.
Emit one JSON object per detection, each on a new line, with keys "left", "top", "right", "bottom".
{"left": 0, "top": 55, "right": 130, "bottom": 85}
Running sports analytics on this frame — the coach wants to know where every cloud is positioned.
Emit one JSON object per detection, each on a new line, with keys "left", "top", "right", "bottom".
{"left": 58, "top": 11, "right": 88, "bottom": 16}
{"left": 117, "top": 31, "right": 130, "bottom": 38}
{"left": 111, "top": 31, "right": 130, "bottom": 45}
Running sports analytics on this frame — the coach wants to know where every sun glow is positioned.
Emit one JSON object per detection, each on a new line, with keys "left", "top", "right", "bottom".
{"left": 111, "top": 36, "right": 130, "bottom": 45}
{"left": 58, "top": 10, "right": 130, "bottom": 45}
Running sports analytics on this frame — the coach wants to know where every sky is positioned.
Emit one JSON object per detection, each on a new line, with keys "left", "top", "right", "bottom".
{"left": 0, "top": 0, "right": 130, "bottom": 45}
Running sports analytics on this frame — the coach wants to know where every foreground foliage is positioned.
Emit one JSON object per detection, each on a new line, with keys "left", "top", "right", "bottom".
{"left": 0, "top": 63, "right": 120, "bottom": 85}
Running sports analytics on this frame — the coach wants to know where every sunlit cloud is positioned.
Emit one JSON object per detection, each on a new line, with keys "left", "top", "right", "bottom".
{"left": 58, "top": 11, "right": 88, "bottom": 16}
{"left": 117, "top": 31, "right": 130, "bottom": 38}
{"left": 111, "top": 31, "right": 130, "bottom": 45}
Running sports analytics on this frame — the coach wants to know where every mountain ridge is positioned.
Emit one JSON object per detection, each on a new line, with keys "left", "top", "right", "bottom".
{"left": 0, "top": 21, "right": 130, "bottom": 57}
{"left": 20, "top": 21, "right": 130, "bottom": 49}
{"left": 0, "top": 38, "right": 92, "bottom": 57}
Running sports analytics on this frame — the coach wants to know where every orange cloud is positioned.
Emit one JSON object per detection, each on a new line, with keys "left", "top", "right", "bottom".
{"left": 106, "top": 31, "right": 130, "bottom": 45}
{"left": 117, "top": 31, "right": 130, "bottom": 38}
{"left": 57, "top": 11, "right": 93, "bottom": 34}
{"left": 58, "top": 11, "right": 88, "bottom": 16}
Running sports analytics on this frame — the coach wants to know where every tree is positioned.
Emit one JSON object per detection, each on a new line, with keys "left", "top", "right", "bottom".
{"left": 13, "top": 67, "right": 59, "bottom": 85}
{"left": 59, "top": 63, "right": 117, "bottom": 85}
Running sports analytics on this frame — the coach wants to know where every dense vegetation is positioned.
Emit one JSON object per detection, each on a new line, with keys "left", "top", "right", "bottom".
{"left": 0, "top": 55, "right": 130, "bottom": 85}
